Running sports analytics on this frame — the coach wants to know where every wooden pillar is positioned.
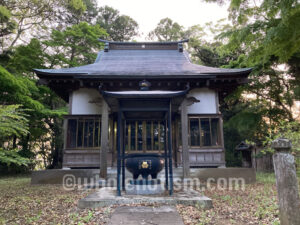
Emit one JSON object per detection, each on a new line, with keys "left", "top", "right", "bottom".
{"left": 122, "top": 119, "right": 125, "bottom": 190}
{"left": 168, "top": 102, "right": 173, "bottom": 195}
{"left": 164, "top": 121, "right": 169, "bottom": 189}
{"left": 272, "top": 138, "right": 300, "bottom": 225}
{"left": 109, "top": 119, "right": 114, "bottom": 167}
{"left": 63, "top": 118, "right": 68, "bottom": 151}
{"left": 62, "top": 118, "right": 68, "bottom": 168}
{"left": 117, "top": 109, "right": 122, "bottom": 196}
{"left": 180, "top": 99, "right": 190, "bottom": 178}
{"left": 100, "top": 101, "right": 109, "bottom": 179}
{"left": 219, "top": 116, "right": 226, "bottom": 167}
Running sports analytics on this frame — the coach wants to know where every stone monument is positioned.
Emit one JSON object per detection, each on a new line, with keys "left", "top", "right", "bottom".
{"left": 272, "top": 138, "right": 300, "bottom": 225}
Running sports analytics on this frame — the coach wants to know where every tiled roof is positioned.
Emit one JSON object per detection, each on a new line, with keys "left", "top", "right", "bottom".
{"left": 34, "top": 41, "right": 251, "bottom": 78}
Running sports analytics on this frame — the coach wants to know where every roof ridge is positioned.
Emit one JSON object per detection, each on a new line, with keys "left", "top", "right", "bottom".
{"left": 99, "top": 39, "right": 189, "bottom": 51}
{"left": 98, "top": 39, "right": 189, "bottom": 45}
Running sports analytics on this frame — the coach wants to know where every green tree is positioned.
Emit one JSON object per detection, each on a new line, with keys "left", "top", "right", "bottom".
{"left": 263, "top": 121, "right": 300, "bottom": 167}
{"left": 148, "top": 18, "right": 184, "bottom": 41}
{"left": 0, "top": 0, "right": 99, "bottom": 53}
{"left": 0, "top": 104, "right": 31, "bottom": 167}
{"left": 185, "top": 22, "right": 241, "bottom": 67}
{"left": 34, "top": 22, "right": 108, "bottom": 167}
{"left": 0, "top": 104, "right": 28, "bottom": 145}
{"left": 0, "top": 66, "right": 34, "bottom": 168}
{"left": 0, "top": 0, "right": 57, "bottom": 52}
{"left": 0, "top": 5, "right": 16, "bottom": 39}
{"left": 81, "top": 0, "right": 99, "bottom": 23}
{"left": 198, "top": 0, "right": 300, "bottom": 165}
{"left": 45, "top": 22, "right": 108, "bottom": 67}
{"left": 54, "top": 0, "right": 97, "bottom": 26}
{"left": 97, "top": 6, "right": 139, "bottom": 41}
{"left": 0, "top": 1, "right": 112, "bottom": 170}
{"left": 214, "top": 0, "right": 299, "bottom": 122}
{"left": 0, "top": 38, "right": 66, "bottom": 169}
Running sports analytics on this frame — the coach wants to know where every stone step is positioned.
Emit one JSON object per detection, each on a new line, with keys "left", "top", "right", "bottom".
{"left": 78, "top": 187, "right": 213, "bottom": 209}
{"left": 108, "top": 206, "right": 184, "bottom": 225}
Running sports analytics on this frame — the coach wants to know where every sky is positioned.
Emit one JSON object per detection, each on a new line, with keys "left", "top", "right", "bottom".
{"left": 97, "top": 0, "right": 230, "bottom": 41}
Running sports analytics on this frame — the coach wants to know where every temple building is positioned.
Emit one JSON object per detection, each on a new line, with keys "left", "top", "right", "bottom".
{"left": 34, "top": 39, "right": 251, "bottom": 182}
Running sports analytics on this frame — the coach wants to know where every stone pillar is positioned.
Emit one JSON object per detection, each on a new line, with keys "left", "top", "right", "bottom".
{"left": 272, "top": 138, "right": 300, "bottom": 225}
{"left": 100, "top": 101, "right": 109, "bottom": 179}
{"left": 180, "top": 99, "right": 190, "bottom": 178}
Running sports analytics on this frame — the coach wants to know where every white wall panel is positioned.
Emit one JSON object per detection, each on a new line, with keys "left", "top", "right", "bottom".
{"left": 187, "top": 88, "right": 218, "bottom": 114}
{"left": 71, "top": 88, "right": 102, "bottom": 115}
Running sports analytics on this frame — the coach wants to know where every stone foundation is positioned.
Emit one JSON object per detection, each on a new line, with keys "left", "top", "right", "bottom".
{"left": 31, "top": 167, "right": 256, "bottom": 185}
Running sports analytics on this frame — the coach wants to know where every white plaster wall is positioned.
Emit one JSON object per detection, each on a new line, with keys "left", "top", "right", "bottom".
{"left": 187, "top": 88, "right": 218, "bottom": 114}
{"left": 70, "top": 88, "right": 103, "bottom": 115}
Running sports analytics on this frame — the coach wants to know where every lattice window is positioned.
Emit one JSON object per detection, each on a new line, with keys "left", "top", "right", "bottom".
{"left": 66, "top": 116, "right": 101, "bottom": 149}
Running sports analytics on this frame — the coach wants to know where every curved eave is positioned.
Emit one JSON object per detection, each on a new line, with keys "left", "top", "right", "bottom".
{"left": 33, "top": 68, "right": 252, "bottom": 79}
{"left": 101, "top": 90, "right": 189, "bottom": 99}
{"left": 33, "top": 69, "right": 88, "bottom": 77}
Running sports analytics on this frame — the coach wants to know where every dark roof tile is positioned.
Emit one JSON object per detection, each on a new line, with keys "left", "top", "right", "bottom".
{"left": 34, "top": 48, "right": 251, "bottom": 78}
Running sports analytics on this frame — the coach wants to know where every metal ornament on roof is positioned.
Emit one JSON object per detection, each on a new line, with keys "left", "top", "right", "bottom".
{"left": 139, "top": 80, "right": 151, "bottom": 91}
{"left": 178, "top": 43, "right": 183, "bottom": 52}
{"left": 104, "top": 42, "right": 109, "bottom": 52}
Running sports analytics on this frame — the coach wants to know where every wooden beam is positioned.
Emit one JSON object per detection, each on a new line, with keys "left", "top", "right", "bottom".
{"left": 180, "top": 99, "right": 190, "bottom": 178}
{"left": 100, "top": 100, "right": 109, "bottom": 178}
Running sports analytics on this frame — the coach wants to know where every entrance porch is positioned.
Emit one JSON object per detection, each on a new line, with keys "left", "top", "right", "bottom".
{"left": 99, "top": 87, "right": 189, "bottom": 195}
